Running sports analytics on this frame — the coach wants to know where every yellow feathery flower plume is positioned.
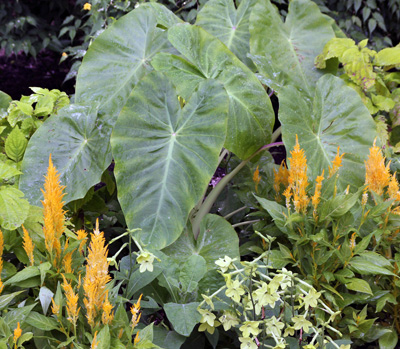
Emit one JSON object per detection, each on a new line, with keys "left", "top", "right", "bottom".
{"left": 13, "top": 322, "right": 22, "bottom": 347}
{"left": 0, "top": 229, "right": 4, "bottom": 294}
{"left": 42, "top": 154, "right": 66, "bottom": 263}
{"left": 22, "top": 225, "right": 35, "bottom": 266}
{"left": 102, "top": 291, "right": 114, "bottom": 325}
{"left": 329, "top": 147, "right": 345, "bottom": 178}
{"left": 77, "top": 229, "right": 88, "bottom": 255}
{"left": 388, "top": 173, "right": 400, "bottom": 201}
{"left": 83, "top": 219, "right": 111, "bottom": 327}
{"left": 287, "top": 135, "right": 309, "bottom": 213}
{"left": 134, "top": 331, "right": 140, "bottom": 345}
{"left": 273, "top": 160, "right": 289, "bottom": 201}
{"left": 131, "top": 294, "right": 142, "bottom": 329}
{"left": 51, "top": 298, "right": 60, "bottom": 315}
{"left": 91, "top": 331, "right": 98, "bottom": 349}
{"left": 62, "top": 275, "right": 80, "bottom": 326}
{"left": 311, "top": 170, "right": 324, "bottom": 219}
{"left": 253, "top": 166, "right": 261, "bottom": 193}
{"left": 62, "top": 239, "right": 74, "bottom": 274}
{"left": 365, "top": 139, "right": 390, "bottom": 196}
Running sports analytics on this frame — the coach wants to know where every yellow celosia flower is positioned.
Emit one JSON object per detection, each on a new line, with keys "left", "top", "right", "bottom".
{"left": 83, "top": 2, "right": 92, "bottom": 10}
{"left": 62, "top": 275, "right": 80, "bottom": 326}
{"left": 91, "top": 331, "right": 98, "bottom": 349}
{"left": 287, "top": 135, "right": 309, "bottom": 213}
{"left": 51, "top": 298, "right": 60, "bottom": 315}
{"left": 131, "top": 294, "right": 142, "bottom": 329}
{"left": 388, "top": 173, "right": 400, "bottom": 201}
{"left": 134, "top": 331, "right": 140, "bottom": 345}
{"left": 13, "top": 322, "right": 22, "bottom": 343}
{"left": 253, "top": 165, "right": 261, "bottom": 193}
{"left": 77, "top": 229, "right": 88, "bottom": 255}
{"left": 62, "top": 239, "right": 74, "bottom": 274}
{"left": 365, "top": 139, "right": 390, "bottom": 196}
{"left": 22, "top": 225, "right": 35, "bottom": 266}
{"left": 273, "top": 160, "right": 289, "bottom": 201}
{"left": 329, "top": 146, "right": 345, "bottom": 177}
{"left": 83, "top": 220, "right": 111, "bottom": 327}
{"left": 311, "top": 170, "right": 324, "bottom": 219}
{"left": 42, "top": 154, "right": 66, "bottom": 263}
{"left": 102, "top": 292, "right": 114, "bottom": 325}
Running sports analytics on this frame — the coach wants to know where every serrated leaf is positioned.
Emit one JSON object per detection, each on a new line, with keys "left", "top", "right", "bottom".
{"left": 250, "top": 0, "right": 335, "bottom": 96}
{"left": 0, "top": 163, "right": 22, "bottom": 180}
{"left": 5, "top": 126, "right": 27, "bottom": 162}
{"left": 111, "top": 73, "right": 229, "bottom": 249}
{"left": 0, "top": 187, "right": 30, "bottom": 230}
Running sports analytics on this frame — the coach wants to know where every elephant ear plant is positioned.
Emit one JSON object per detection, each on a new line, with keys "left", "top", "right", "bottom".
{"left": 16, "top": 0, "right": 384, "bottom": 345}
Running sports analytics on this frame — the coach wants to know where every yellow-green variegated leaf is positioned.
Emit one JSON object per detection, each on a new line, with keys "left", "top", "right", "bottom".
{"left": 375, "top": 47, "right": 400, "bottom": 67}
{"left": 152, "top": 23, "right": 274, "bottom": 159}
{"left": 279, "top": 74, "right": 378, "bottom": 190}
{"left": 110, "top": 72, "right": 229, "bottom": 249}
{"left": 249, "top": 0, "right": 335, "bottom": 97}
{"left": 196, "top": 0, "right": 257, "bottom": 69}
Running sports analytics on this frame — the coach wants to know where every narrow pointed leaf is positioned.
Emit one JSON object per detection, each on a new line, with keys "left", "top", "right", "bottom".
{"left": 152, "top": 23, "right": 274, "bottom": 159}
{"left": 19, "top": 104, "right": 112, "bottom": 205}
{"left": 111, "top": 72, "right": 229, "bottom": 249}
{"left": 196, "top": 0, "right": 257, "bottom": 69}
{"left": 279, "top": 74, "right": 377, "bottom": 189}
{"left": 249, "top": 0, "right": 335, "bottom": 96}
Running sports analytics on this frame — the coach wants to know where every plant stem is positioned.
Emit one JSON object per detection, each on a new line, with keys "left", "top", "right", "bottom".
{"left": 223, "top": 206, "right": 247, "bottom": 220}
{"left": 271, "top": 126, "right": 282, "bottom": 143}
{"left": 231, "top": 219, "right": 260, "bottom": 228}
{"left": 192, "top": 142, "right": 284, "bottom": 239}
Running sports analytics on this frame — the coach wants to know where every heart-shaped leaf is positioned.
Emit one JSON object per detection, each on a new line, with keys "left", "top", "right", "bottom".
{"left": 152, "top": 23, "right": 274, "bottom": 159}
{"left": 111, "top": 72, "right": 229, "bottom": 249}
{"left": 196, "top": 0, "right": 257, "bottom": 69}
{"left": 249, "top": 0, "right": 335, "bottom": 96}
{"left": 19, "top": 104, "right": 112, "bottom": 205}
{"left": 279, "top": 74, "right": 377, "bottom": 189}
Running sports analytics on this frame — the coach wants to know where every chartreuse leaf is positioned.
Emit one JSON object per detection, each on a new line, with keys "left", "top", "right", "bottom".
{"left": 345, "top": 278, "right": 373, "bottom": 295}
{"left": 315, "top": 38, "right": 376, "bottom": 90}
{"left": 162, "top": 214, "right": 240, "bottom": 270}
{"left": 152, "top": 23, "right": 274, "bottom": 159}
{"left": 0, "top": 163, "right": 22, "bottom": 180}
{"left": 111, "top": 72, "right": 229, "bottom": 249}
{"left": 96, "top": 325, "right": 111, "bottom": 349}
{"left": 5, "top": 126, "right": 27, "bottom": 162}
{"left": 279, "top": 74, "right": 377, "bottom": 190}
{"left": 249, "top": 0, "right": 335, "bottom": 96}
{"left": 0, "top": 91, "right": 11, "bottom": 110}
{"left": 0, "top": 187, "right": 29, "bottom": 230}
{"left": 375, "top": 47, "right": 400, "bottom": 66}
{"left": 19, "top": 104, "right": 112, "bottom": 205}
{"left": 75, "top": 5, "right": 176, "bottom": 121}
{"left": 179, "top": 254, "right": 207, "bottom": 293}
{"left": 164, "top": 302, "right": 201, "bottom": 337}
{"left": 195, "top": 0, "right": 257, "bottom": 69}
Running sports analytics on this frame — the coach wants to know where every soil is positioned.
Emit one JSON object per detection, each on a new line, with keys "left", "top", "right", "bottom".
{"left": 0, "top": 49, "right": 75, "bottom": 100}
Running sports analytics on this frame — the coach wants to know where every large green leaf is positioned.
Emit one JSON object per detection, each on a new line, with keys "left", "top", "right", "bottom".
{"left": 75, "top": 5, "right": 176, "bottom": 120}
{"left": 0, "top": 187, "right": 29, "bottom": 230}
{"left": 249, "top": 0, "right": 335, "bottom": 96}
{"left": 111, "top": 72, "right": 229, "bottom": 249}
{"left": 19, "top": 104, "right": 112, "bottom": 205}
{"left": 196, "top": 0, "right": 257, "bottom": 69}
{"left": 163, "top": 302, "right": 201, "bottom": 337}
{"left": 162, "top": 214, "right": 240, "bottom": 269}
{"left": 152, "top": 23, "right": 274, "bottom": 159}
{"left": 279, "top": 74, "right": 377, "bottom": 189}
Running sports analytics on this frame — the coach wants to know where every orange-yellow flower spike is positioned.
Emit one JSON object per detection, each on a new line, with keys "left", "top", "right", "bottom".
{"left": 134, "top": 331, "right": 140, "bottom": 345}
{"left": 22, "top": 225, "right": 35, "bottom": 266}
{"left": 91, "top": 331, "right": 98, "bottom": 349}
{"left": 365, "top": 139, "right": 390, "bottom": 196}
{"left": 273, "top": 160, "right": 289, "bottom": 200}
{"left": 329, "top": 146, "right": 345, "bottom": 178}
{"left": 287, "top": 135, "right": 309, "bottom": 213}
{"left": 13, "top": 322, "right": 22, "bottom": 343}
{"left": 62, "top": 274, "right": 80, "bottom": 326}
{"left": 388, "top": 173, "right": 400, "bottom": 201}
{"left": 41, "top": 154, "right": 66, "bottom": 263}
{"left": 253, "top": 166, "right": 261, "bottom": 193}
{"left": 102, "top": 292, "right": 114, "bottom": 325}
{"left": 311, "top": 170, "right": 324, "bottom": 219}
